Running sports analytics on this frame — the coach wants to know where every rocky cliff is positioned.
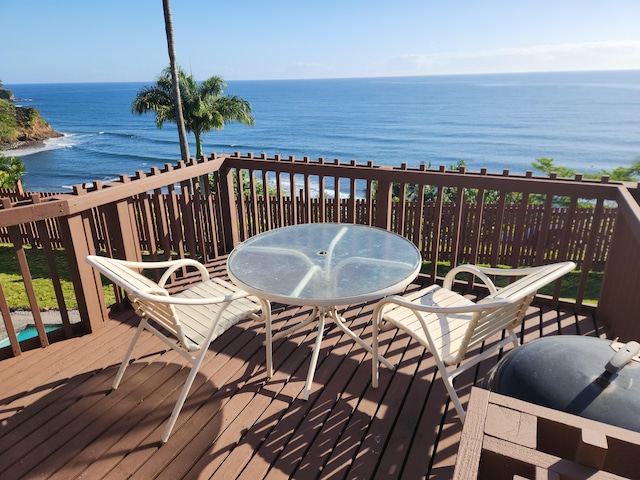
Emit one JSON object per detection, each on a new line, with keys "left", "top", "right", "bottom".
{"left": 0, "top": 87, "right": 62, "bottom": 151}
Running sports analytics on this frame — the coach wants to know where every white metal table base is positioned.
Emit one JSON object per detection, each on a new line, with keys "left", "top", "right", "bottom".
{"left": 268, "top": 305, "right": 395, "bottom": 400}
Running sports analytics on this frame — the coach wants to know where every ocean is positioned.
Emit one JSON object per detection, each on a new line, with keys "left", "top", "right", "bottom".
{"left": 4, "top": 70, "right": 640, "bottom": 192}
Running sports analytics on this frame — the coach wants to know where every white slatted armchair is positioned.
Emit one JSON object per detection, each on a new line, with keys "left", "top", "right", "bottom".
{"left": 371, "top": 261, "right": 575, "bottom": 422}
{"left": 86, "top": 255, "right": 266, "bottom": 443}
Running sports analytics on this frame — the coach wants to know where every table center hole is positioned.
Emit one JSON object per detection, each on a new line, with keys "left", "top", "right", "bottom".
{"left": 317, "top": 250, "right": 328, "bottom": 256}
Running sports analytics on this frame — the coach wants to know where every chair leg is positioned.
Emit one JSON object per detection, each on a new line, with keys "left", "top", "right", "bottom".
{"left": 433, "top": 355, "right": 467, "bottom": 423}
{"left": 112, "top": 318, "right": 148, "bottom": 390}
{"left": 372, "top": 305, "right": 381, "bottom": 389}
{"left": 508, "top": 328, "right": 520, "bottom": 349}
{"left": 261, "top": 299, "right": 273, "bottom": 378}
{"left": 160, "top": 347, "right": 208, "bottom": 444}
{"left": 441, "top": 372, "right": 466, "bottom": 423}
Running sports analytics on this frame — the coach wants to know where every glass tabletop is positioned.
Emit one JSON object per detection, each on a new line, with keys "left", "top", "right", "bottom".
{"left": 227, "top": 223, "right": 422, "bottom": 306}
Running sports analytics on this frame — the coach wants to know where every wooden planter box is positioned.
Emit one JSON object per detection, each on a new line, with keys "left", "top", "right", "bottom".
{"left": 453, "top": 387, "right": 640, "bottom": 479}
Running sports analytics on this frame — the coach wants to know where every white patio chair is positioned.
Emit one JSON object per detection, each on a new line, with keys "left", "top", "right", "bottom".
{"left": 86, "top": 255, "right": 265, "bottom": 443}
{"left": 371, "top": 261, "right": 575, "bottom": 422}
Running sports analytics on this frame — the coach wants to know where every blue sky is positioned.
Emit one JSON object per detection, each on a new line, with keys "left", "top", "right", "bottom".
{"left": 3, "top": 0, "right": 640, "bottom": 84}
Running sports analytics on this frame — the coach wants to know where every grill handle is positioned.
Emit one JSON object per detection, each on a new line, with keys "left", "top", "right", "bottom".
{"left": 596, "top": 341, "right": 640, "bottom": 387}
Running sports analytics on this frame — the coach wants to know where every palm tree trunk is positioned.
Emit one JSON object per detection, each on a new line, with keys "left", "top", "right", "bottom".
{"left": 162, "top": 0, "right": 190, "bottom": 162}
{"left": 195, "top": 133, "right": 203, "bottom": 159}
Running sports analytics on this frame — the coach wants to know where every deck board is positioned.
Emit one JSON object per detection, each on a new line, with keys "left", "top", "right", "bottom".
{"left": 0, "top": 265, "right": 602, "bottom": 479}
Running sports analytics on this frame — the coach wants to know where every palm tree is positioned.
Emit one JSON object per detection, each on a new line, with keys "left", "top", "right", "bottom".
{"left": 132, "top": 67, "right": 255, "bottom": 158}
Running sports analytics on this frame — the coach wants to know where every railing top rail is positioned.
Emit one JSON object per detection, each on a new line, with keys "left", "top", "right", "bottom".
{"left": 224, "top": 152, "right": 630, "bottom": 198}
{"left": 0, "top": 154, "right": 228, "bottom": 227}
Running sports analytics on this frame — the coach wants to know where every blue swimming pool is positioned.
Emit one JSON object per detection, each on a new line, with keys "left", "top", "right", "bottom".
{"left": 0, "top": 324, "right": 61, "bottom": 348}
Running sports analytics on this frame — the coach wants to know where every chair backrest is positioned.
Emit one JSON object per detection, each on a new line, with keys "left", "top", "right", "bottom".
{"left": 87, "top": 256, "right": 191, "bottom": 350}
{"left": 449, "top": 262, "right": 575, "bottom": 364}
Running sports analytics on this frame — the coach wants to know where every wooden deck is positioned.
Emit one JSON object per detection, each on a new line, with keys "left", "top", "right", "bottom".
{"left": 0, "top": 262, "right": 603, "bottom": 479}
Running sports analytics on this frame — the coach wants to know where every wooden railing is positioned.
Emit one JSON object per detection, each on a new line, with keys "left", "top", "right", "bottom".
{"left": 0, "top": 193, "right": 616, "bottom": 272}
{"left": 1, "top": 152, "right": 639, "bottom": 358}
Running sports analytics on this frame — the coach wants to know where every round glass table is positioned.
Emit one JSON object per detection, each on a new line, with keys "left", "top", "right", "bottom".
{"left": 227, "top": 223, "right": 422, "bottom": 399}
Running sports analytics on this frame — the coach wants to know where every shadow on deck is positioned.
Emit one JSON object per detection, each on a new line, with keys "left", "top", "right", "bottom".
{"left": 0, "top": 266, "right": 603, "bottom": 479}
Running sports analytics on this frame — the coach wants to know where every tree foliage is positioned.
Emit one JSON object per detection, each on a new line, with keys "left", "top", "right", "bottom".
{"left": 533, "top": 156, "right": 640, "bottom": 182}
{"left": 377, "top": 157, "right": 640, "bottom": 208}
{"left": 0, "top": 98, "right": 18, "bottom": 145}
{"left": 132, "top": 67, "right": 255, "bottom": 158}
{"left": 0, "top": 154, "right": 26, "bottom": 188}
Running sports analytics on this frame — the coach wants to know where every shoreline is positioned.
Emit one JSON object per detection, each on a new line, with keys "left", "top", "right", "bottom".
{"left": 0, "top": 133, "right": 66, "bottom": 157}
{"left": 1, "top": 138, "right": 48, "bottom": 153}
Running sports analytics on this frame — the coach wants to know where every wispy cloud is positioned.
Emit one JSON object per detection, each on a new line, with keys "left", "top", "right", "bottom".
{"left": 390, "top": 41, "right": 640, "bottom": 75}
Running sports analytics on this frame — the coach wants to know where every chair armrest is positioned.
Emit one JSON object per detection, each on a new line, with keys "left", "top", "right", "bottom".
{"left": 86, "top": 256, "right": 211, "bottom": 286}
{"left": 442, "top": 262, "right": 576, "bottom": 294}
{"left": 156, "top": 259, "right": 210, "bottom": 286}
{"left": 377, "top": 294, "right": 511, "bottom": 315}
{"left": 460, "top": 263, "right": 563, "bottom": 277}
{"left": 443, "top": 265, "right": 499, "bottom": 294}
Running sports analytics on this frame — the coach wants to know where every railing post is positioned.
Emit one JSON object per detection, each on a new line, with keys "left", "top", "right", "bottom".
{"left": 218, "top": 161, "right": 240, "bottom": 252}
{"left": 60, "top": 211, "right": 109, "bottom": 333}
{"left": 597, "top": 186, "right": 640, "bottom": 341}
{"left": 104, "top": 198, "right": 143, "bottom": 261}
{"left": 375, "top": 171, "right": 393, "bottom": 230}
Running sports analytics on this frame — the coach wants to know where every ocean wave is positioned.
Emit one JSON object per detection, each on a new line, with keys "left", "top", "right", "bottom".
{"left": 98, "top": 131, "right": 140, "bottom": 139}
{"left": 71, "top": 143, "right": 175, "bottom": 163}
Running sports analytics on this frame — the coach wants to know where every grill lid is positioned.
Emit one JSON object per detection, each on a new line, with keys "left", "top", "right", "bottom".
{"left": 484, "top": 335, "right": 640, "bottom": 432}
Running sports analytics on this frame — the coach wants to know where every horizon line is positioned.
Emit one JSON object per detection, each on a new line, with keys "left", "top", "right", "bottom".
{"left": 5, "top": 67, "right": 640, "bottom": 87}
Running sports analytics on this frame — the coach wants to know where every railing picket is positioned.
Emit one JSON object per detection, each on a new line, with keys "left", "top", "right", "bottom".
{"left": 248, "top": 168, "right": 261, "bottom": 234}
{"left": 430, "top": 183, "right": 445, "bottom": 280}
{"left": 31, "top": 195, "right": 73, "bottom": 337}
{"left": 468, "top": 174, "right": 486, "bottom": 270}
{"left": 2, "top": 199, "right": 48, "bottom": 347}
{"left": 275, "top": 169, "right": 285, "bottom": 228}
{"left": 303, "top": 166, "right": 312, "bottom": 223}
{"left": 558, "top": 197, "right": 579, "bottom": 263}
{"left": 0, "top": 279, "right": 21, "bottom": 356}
{"left": 509, "top": 192, "right": 530, "bottom": 268}
{"left": 450, "top": 180, "right": 466, "bottom": 269}
{"left": 261, "top": 169, "right": 272, "bottom": 232}
{"left": 347, "top": 176, "right": 357, "bottom": 224}
{"left": 317, "top": 159, "right": 326, "bottom": 222}
{"left": 574, "top": 198, "right": 605, "bottom": 309}
{"left": 490, "top": 188, "right": 508, "bottom": 268}
{"left": 289, "top": 167, "right": 298, "bottom": 224}
{"left": 333, "top": 174, "right": 340, "bottom": 222}
{"left": 194, "top": 183, "right": 209, "bottom": 258}
{"left": 179, "top": 179, "right": 198, "bottom": 257}
{"left": 138, "top": 193, "right": 158, "bottom": 261}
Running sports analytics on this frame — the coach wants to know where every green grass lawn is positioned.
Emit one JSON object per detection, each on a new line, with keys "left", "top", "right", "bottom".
{"left": 0, "top": 244, "right": 115, "bottom": 310}
{"left": 0, "top": 244, "right": 600, "bottom": 310}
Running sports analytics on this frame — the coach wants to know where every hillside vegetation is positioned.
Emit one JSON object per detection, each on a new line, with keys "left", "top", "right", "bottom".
{"left": 0, "top": 81, "right": 61, "bottom": 149}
